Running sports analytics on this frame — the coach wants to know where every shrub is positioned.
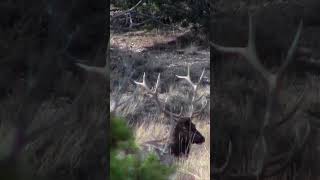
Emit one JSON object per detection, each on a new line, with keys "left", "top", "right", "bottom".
{"left": 110, "top": 114, "right": 175, "bottom": 180}
{"left": 111, "top": 0, "right": 210, "bottom": 26}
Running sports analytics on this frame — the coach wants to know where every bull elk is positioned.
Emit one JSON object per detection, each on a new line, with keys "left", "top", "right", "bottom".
{"left": 211, "top": 15, "right": 315, "bottom": 179}
{"left": 134, "top": 64, "right": 207, "bottom": 157}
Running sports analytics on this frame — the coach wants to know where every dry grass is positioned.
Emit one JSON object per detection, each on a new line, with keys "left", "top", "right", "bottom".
{"left": 133, "top": 114, "right": 210, "bottom": 180}
{"left": 213, "top": 54, "right": 320, "bottom": 179}
{"left": 0, "top": 71, "right": 107, "bottom": 179}
{"left": 111, "top": 27, "right": 210, "bottom": 179}
{"left": 174, "top": 122, "right": 210, "bottom": 180}
{"left": 114, "top": 78, "right": 210, "bottom": 179}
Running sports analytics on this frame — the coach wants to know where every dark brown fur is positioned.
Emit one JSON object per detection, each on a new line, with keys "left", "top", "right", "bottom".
{"left": 170, "top": 117, "right": 205, "bottom": 157}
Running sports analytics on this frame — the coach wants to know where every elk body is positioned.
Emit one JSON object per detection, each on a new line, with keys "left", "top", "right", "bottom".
{"left": 211, "top": 14, "right": 320, "bottom": 179}
{"left": 134, "top": 65, "right": 207, "bottom": 157}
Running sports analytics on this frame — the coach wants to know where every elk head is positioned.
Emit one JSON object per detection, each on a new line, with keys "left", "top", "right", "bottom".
{"left": 211, "top": 15, "right": 312, "bottom": 178}
{"left": 171, "top": 117, "right": 205, "bottom": 156}
{"left": 134, "top": 64, "right": 207, "bottom": 157}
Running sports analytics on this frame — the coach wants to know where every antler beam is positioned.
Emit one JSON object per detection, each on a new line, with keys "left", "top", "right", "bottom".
{"left": 176, "top": 64, "right": 206, "bottom": 117}
{"left": 75, "top": 40, "right": 109, "bottom": 78}
{"left": 211, "top": 15, "right": 308, "bottom": 178}
{"left": 134, "top": 73, "right": 181, "bottom": 119}
{"left": 211, "top": 16, "right": 303, "bottom": 96}
{"left": 134, "top": 64, "right": 207, "bottom": 120}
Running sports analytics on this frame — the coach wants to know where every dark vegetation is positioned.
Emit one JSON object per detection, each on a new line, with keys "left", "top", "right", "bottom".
{"left": 110, "top": 114, "right": 175, "bottom": 180}
{"left": 212, "top": 1, "right": 320, "bottom": 179}
{"left": 111, "top": 0, "right": 210, "bottom": 30}
{"left": 0, "top": 0, "right": 107, "bottom": 179}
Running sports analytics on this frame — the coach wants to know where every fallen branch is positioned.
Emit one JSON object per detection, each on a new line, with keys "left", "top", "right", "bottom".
{"left": 111, "top": 0, "right": 143, "bottom": 21}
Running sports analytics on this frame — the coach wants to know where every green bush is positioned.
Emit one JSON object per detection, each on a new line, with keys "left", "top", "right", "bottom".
{"left": 110, "top": 114, "right": 175, "bottom": 180}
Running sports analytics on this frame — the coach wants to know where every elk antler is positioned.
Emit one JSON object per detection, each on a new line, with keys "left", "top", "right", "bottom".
{"left": 176, "top": 64, "right": 207, "bottom": 118}
{"left": 211, "top": 15, "right": 309, "bottom": 178}
{"left": 176, "top": 64, "right": 205, "bottom": 94}
{"left": 211, "top": 15, "right": 304, "bottom": 128}
{"left": 134, "top": 73, "right": 182, "bottom": 120}
{"left": 75, "top": 40, "right": 109, "bottom": 79}
{"left": 134, "top": 65, "right": 207, "bottom": 120}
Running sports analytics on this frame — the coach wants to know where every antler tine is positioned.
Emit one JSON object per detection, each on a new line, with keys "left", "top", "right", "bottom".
{"left": 176, "top": 64, "right": 206, "bottom": 93}
{"left": 211, "top": 15, "right": 272, "bottom": 84}
{"left": 134, "top": 73, "right": 161, "bottom": 95}
{"left": 212, "top": 16, "right": 303, "bottom": 92}
{"left": 175, "top": 64, "right": 207, "bottom": 118}
{"left": 154, "top": 73, "right": 160, "bottom": 93}
{"left": 272, "top": 83, "right": 307, "bottom": 128}
{"left": 210, "top": 41, "right": 244, "bottom": 54}
{"left": 263, "top": 21, "right": 303, "bottom": 127}
{"left": 75, "top": 39, "right": 109, "bottom": 79}
{"left": 176, "top": 64, "right": 197, "bottom": 91}
{"left": 277, "top": 20, "right": 303, "bottom": 78}
{"left": 134, "top": 72, "right": 151, "bottom": 93}
{"left": 135, "top": 72, "right": 182, "bottom": 120}
{"left": 198, "top": 68, "right": 205, "bottom": 85}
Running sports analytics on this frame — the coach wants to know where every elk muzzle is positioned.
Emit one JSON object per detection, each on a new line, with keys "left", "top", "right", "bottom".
{"left": 192, "top": 130, "right": 205, "bottom": 144}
